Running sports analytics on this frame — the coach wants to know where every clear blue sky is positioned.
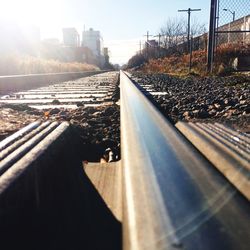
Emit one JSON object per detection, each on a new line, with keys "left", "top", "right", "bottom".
{"left": 62, "top": 0, "right": 211, "bottom": 64}
{"left": 62, "top": 0, "right": 210, "bottom": 40}
{"left": 4, "top": 0, "right": 249, "bottom": 64}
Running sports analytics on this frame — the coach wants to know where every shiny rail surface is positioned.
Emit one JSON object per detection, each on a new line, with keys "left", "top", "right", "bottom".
{"left": 0, "top": 70, "right": 250, "bottom": 250}
{"left": 120, "top": 70, "right": 250, "bottom": 250}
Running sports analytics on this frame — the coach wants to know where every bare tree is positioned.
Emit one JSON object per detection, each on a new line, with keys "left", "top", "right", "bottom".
{"left": 190, "top": 17, "right": 207, "bottom": 37}
{"left": 160, "top": 17, "right": 186, "bottom": 49}
{"left": 160, "top": 17, "right": 207, "bottom": 54}
{"left": 127, "top": 17, "right": 207, "bottom": 65}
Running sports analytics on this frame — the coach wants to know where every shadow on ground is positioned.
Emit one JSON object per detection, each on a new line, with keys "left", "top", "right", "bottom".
{"left": 0, "top": 127, "right": 122, "bottom": 250}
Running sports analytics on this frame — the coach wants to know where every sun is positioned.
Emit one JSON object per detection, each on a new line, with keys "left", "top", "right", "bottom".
{"left": 0, "top": 0, "right": 63, "bottom": 28}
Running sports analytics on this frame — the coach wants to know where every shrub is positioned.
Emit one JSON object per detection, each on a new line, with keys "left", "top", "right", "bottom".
{"left": 140, "top": 42, "right": 250, "bottom": 75}
{"left": 127, "top": 54, "right": 146, "bottom": 69}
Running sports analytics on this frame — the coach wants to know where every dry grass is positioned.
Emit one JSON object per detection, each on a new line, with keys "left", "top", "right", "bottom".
{"left": 141, "top": 43, "right": 250, "bottom": 76}
{"left": 142, "top": 50, "right": 207, "bottom": 75}
{"left": 0, "top": 55, "right": 99, "bottom": 75}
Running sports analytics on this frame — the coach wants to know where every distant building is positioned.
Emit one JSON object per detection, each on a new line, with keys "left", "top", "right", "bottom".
{"left": 217, "top": 14, "right": 250, "bottom": 44}
{"left": 75, "top": 47, "right": 97, "bottom": 65}
{"left": 82, "top": 28, "right": 103, "bottom": 57}
{"left": 57, "top": 27, "right": 108, "bottom": 68}
{"left": 103, "top": 47, "right": 109, "bottom": 57}
{"left": 145, "top": 39, "right": 158, "bottom": 48}
{"left": 62, "top": 28, "right": 80, "bottom": 47}
{"left": 103, "top": 47, "right": 110, "bottom": 64}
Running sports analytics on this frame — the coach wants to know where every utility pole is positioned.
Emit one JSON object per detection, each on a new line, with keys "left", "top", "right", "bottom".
{"left": 144, "top": 31, "right": 153, "bottom": 59}
{"left": 178, "top": 8, "right": 201, "bottom": 73}
{"left": 139, "top": 40, "right": 142, "bottom": 54}
{"left": 158, "top": 33, "right": 161, "bottom": 57}
{"left": 154, "top": 33, "right": 162, "bottom": 57}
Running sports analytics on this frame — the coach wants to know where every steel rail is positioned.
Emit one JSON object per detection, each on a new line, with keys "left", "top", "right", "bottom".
{"left": 120, "top": 70, "right": 250, "bottom": 250}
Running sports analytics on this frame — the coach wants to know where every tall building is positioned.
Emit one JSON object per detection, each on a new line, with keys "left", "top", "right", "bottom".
{"left": 62, "top": 28, "right": 80, "bottom": 47}
{"left": 82, "top": 28, "right": 103, "bottom": 57}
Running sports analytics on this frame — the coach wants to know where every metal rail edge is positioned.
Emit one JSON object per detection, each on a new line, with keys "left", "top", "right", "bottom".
{"left": 176, "top": 122, "right": 250, "bottom": 201}
{"left": 120, "top": 70, "right": 250, "bottom": 250}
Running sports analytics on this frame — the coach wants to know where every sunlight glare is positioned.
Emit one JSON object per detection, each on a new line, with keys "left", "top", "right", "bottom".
{"left": 0, "top": 0, "right": 63, "bottom": 27}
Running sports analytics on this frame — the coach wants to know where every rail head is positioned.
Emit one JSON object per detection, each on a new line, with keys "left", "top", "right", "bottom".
{"left": 120, "top": 70, "right": 250, "bottom": 250}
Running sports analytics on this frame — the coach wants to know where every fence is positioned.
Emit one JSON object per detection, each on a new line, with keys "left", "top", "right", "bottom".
{"left": 207, "top": 0, "right": 250, "bottom": 71}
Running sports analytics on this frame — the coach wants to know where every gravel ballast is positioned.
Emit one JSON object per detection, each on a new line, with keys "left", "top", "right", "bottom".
{"left": 131, "top": 72, "right": 250, "bottom": 133}
{"left": 0, "top": 72, "right": 121, "bottom": 162}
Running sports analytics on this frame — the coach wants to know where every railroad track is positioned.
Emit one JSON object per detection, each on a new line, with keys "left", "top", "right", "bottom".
{"left": 0, "top": 71, "right": 249, "bottom": 250}
{"left": 0, "top": 71, "right": 118, "bottom": 109}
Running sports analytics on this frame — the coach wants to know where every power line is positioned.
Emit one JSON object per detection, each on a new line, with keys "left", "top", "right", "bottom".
{"left": 154, "top": 33, "right": 163, "bottom": 57}
{"left": 178, "top": 8, "right": 201, "bottom": 73}
{"left": 143, "top": 31, "right": 153, "bottom": 58}
{"left": 178, "top": 8, "right": 201, "bottom": 52}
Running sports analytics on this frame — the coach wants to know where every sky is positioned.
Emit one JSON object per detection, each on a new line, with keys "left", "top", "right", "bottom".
{"left": 0, "top": 0, "right": 221, "bottom": 64}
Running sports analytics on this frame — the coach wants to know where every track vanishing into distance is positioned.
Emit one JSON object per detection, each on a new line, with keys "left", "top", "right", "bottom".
{"left": 0, "top": 72, "right": 117, "bottom": 109}
{"left": 0, "top": 70, "right": 249, "bottom": 250}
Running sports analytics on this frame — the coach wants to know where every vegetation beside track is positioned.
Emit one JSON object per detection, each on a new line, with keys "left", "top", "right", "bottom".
{"left": 128, "top": 43, "right": 250, "bottom": 76}
{"left": 0, "top": 55, "right": 99, "bottom": 75}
